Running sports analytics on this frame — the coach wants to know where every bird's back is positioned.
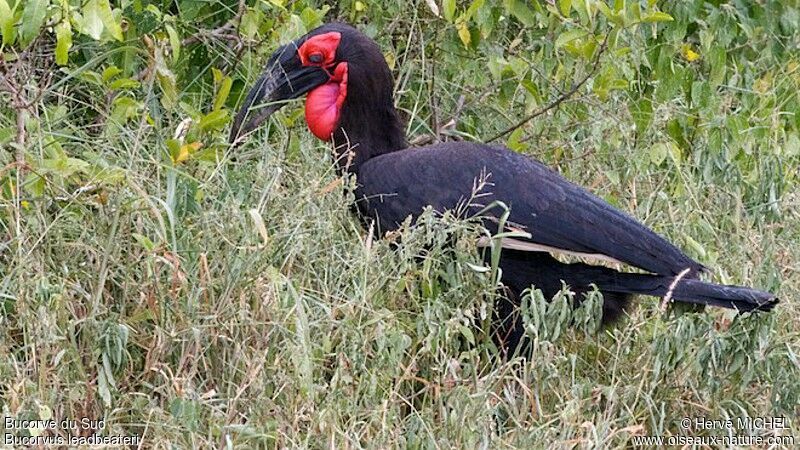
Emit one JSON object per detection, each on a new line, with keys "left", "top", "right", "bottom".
{"left": 356, "top": 142, "right": 704, "bottom": 276}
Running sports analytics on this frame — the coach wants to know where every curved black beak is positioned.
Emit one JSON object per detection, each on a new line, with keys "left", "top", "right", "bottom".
{"left": 229, "top": 43, "right": 330, "bottom": 144}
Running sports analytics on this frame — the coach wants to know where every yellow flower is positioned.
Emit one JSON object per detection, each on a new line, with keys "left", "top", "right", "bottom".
{"left": 681, "top": 44, "right": 700, "bottom": 62}
{"left": 174, "top": 141, "right": 203, "bottom": 164}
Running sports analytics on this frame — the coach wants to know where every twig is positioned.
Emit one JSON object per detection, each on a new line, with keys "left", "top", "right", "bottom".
{"left": 0, "top": 41, "right": 54, "bottom": 163}
{"left": 486, "top": 32, "right": 610, "bottom": 143}
{"left": 14, "top": 102, "right": 26, "bottom": 148}
{"left": 429, "top": 27, "right": 440, "bottom": 142}
{"left": 181, "top": 0, "right": 247, "bottom": 46}
{"left": 661, "top": 267, "right": 692, "bottom": 311}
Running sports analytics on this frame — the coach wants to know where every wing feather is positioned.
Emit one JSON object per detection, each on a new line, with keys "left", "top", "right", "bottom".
{"left": 356, "top": 142, "right": 703, "bottom": 276}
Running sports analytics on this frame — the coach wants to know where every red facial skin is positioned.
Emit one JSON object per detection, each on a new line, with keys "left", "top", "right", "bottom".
{"left": 305, "top": 63, "right": 348, "bottom": 141}
{"left": 298, "top": 32, "right": 348, "bottom": 141}
{"left": 298, "top": 32, "right": 340, "bottom": 66}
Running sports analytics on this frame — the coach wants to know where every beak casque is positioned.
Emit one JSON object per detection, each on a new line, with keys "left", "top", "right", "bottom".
{"left": 229, "top": 43, "right": 330, "bottom": 144}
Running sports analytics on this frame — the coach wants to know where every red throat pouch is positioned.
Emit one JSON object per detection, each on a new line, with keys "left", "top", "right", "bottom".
{"left": 305, "top": 63, "right": 348, "bottom": 140}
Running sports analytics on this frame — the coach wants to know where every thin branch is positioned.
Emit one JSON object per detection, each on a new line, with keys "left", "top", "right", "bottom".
{"left": 181, "top": 0, "right": 247, "bottom": 46}
{"left": 15, "top": 105, "right": 26, "bottom": 147}
{"left": 429, "top": 27, "right": 440, "bottom": 142}
{"left": 0, "top": 41, "right": 53, "bottom": 159}
{"left": 486, "top": 32, "right": 610, "bottom": 143}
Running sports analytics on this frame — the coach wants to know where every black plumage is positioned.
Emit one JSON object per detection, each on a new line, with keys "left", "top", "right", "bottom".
{"left": 230, "top": 23, "right": 777, "bottom": 353}
{"left": 355, "top": 142, "right": 704, "bottom": 276}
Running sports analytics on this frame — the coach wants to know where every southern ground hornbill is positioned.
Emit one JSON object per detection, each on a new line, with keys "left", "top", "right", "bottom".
{"left": 230, "top": 23, "right": 777, "bottom": 353}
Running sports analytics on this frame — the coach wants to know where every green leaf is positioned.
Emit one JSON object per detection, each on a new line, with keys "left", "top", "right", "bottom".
{"left": 457, "top": 22, "right": 471, "bottom": 47}
{"left": 169, "top": 398, "right": 200, "bottom": 431}
{"left": 633, "top": 97, "right": 652, "bottom": 134}
{"left": 158, "top": 76, "right": 177, "bottom": 109}
{"left": 503, "top": 0, "right": 536, "bottom": 27}
{"left": 609, "top": 79, "right": 628, "bottom": 90}
{"left": 24, "top": 172, "right": 46, "bottom": 197}
{"left": 580, "top": 39, "right": 597, "bottom": 59}
{"left": 0, "top": 126, "right": 14, "bottom": 145}
{"left": 558, "top": 0, "right": 571, "bottom": 16}
{"left": 110, "top": 95, "right": 139, "bottom": 124}
{"left": 555, "top": 30, "right": 587, "bottom": 48}
{"left": 42, "top": 156, "right": 90, "bottom": 178}
{"left": 79, "top": 2, "right": 103, "bottom": 39}
{"left": 211, "top": 67, "right": 223, "bottom": 85}
{"left": 785, "top": 132, "right": 800, "bottom": 157}
{"left": 102, "top": 352, "right": 116, "bottom": 388}
{"left": 298, "top": 5, "right": 329, "bottom": 30}
{"left": 166, "top": 138, "right": 182, "bottom": 161}
{"left": 97, "top": 363, "right": 112, "bottom": 406}
{"left": 464, "top": 0, "right": 484, "bottom": 21}
{"left": 443, "top": 0, "right": 456, "bottom": 22}
{"left": 0, "top": 0, "right": 16, "bottom": 46}
{"left": 132, "top": 233, "right": 156, "bottom": 252}
{"left": 708, "top": 45, "right": 726, "bottom": 87}
{"left": 213, "top": 75, "right": 232, "bottom": 111}
{"left": 193, "top": 146, "right": 221, "bottom": 163}
{"left": 240, "top": 8, "right": 262, "bottom": 39}
{"left": 641, "top": 11, "right": 673, "bottom": 23}
{"left": 199, "top": 110, "right": 229, "bottom": 132}
{"left": 667, "top": 141, "right": 682, "bottom": 167}
{"left": 459, "top": 325, "right": 475, "bottom": 345}
{"left": 684, "top": 235, "right": 706, "bottom": 259}
{"left": 102, "top": 66, "right": 122, "bottom": 82}
{"left": 520, "top": 79, "right": 539, "bottom": 98}
{"left": 97, "top": 0, "right": 123, "bottom": 40}
{"left": 165, "top": 24, "right": 181, "bottom": 63}
{"left": 109, "top": 78, "right": 140, "bottom": 90}
{"left": 55, "top": 21, "right": 72, "bottom": 66}
{"left": 19, "top": 0, "right": 48, "bottom": 48}
{"left": 78, "top": 70, "right": 104, "bottom": 86}
{"left": 155, "top": 48, "right": 177, "bottom": 109}
{"left": 648, "top": 141, "right": 682, "bottom": 167}
{"left": 595, "top": 1, "right": 625, "bottom": 27}
{"left": 81, "top": 0, "right": 123, "bottom": 41}
{"left": 507, "top": 127, "right": 528, "bottom": 152}
{"left": 649, "top": 142, "right": 669, "bottom": 166}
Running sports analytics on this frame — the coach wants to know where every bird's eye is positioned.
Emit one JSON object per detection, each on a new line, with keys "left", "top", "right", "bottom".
{"left": 308, "top": 53, "right": 324, "bottom": 64}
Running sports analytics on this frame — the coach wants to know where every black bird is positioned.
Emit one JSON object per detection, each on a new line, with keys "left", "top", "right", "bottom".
{"left": 230, "top": 23, "right": 777, "bottom": 352}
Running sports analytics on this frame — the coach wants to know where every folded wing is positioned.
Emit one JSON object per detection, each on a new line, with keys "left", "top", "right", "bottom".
{"left": 355, "top": 142, "right": 704, "bottom": 276}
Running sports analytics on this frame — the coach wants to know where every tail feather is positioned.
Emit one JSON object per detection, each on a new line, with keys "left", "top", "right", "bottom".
{"left": 491, "top": 249, "right": 777, "bottom": 356}
{"left": 496, "top": 249, "right": 778, "bottom": 313}
{"left": 587, "top": 272, "right": 778, "bottom": 312}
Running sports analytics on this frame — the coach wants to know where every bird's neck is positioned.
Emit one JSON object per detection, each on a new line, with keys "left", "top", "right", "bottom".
{"left": 330, "top": 87, "right": 407, "bottom": 174}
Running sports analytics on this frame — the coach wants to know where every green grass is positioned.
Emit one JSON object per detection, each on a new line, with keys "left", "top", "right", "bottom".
{"left": 2, "top": 1, "right": 800, "bottom": 448}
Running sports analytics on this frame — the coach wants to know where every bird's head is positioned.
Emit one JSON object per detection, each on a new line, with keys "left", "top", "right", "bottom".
{"left": 229, "top": 23, "right": 399, "bottom": 151}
